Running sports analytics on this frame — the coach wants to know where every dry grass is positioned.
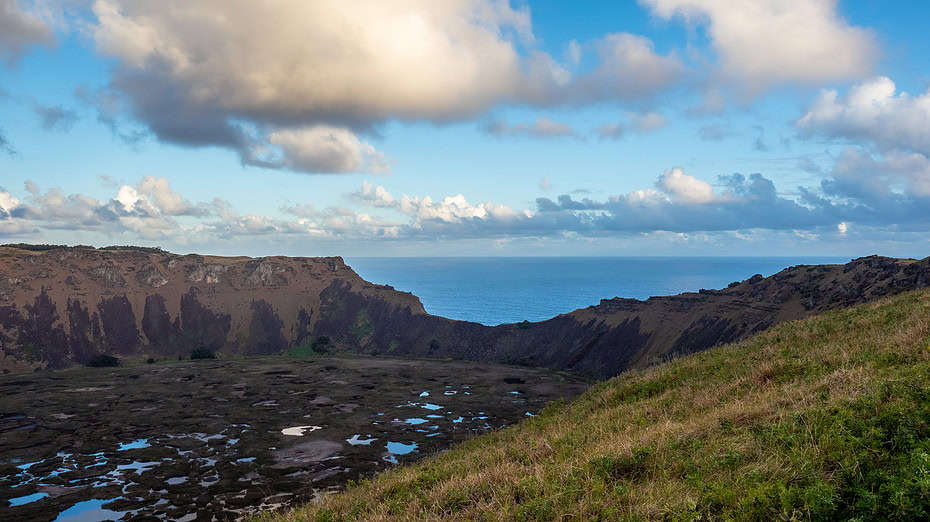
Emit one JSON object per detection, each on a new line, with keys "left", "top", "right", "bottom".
{"left": 259, "top": 289, "right": 930, "bottom": 521}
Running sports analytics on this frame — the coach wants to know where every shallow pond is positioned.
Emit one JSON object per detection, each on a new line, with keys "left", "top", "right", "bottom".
{"left": 0, "top": 356, "right": 588, "bottom": 520}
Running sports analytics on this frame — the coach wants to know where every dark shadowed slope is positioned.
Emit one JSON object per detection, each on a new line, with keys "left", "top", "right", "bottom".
{"left": 2, "top": 245, "right": 930, "bottom": 378}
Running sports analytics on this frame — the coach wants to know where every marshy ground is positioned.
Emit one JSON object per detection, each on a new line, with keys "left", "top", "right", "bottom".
{"left": 0, "top": 355, "right": 588, "bottom": 521}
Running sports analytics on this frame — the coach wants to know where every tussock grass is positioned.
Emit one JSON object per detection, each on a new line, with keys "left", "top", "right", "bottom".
{"left": 261, "top": 289, "right": 930, "bottom": 521}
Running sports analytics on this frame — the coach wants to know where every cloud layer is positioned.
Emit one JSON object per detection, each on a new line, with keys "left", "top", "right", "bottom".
{"left": 4, "top": 151, "right": 930, "bottom": 250}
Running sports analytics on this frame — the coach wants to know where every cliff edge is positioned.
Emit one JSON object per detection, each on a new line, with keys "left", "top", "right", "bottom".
{"left": 2, "top": 245, "right": 928, "bottom": 378}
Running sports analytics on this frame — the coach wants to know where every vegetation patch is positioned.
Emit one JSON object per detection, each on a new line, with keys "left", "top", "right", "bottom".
{"left": 190, "top": 347, "right": 216, "bottom": 360}
{"left": 86, "top": 354, "right": 120, "bottom": 367}
{"left": 351, "top": 308, "right": 373, "bottom": 339}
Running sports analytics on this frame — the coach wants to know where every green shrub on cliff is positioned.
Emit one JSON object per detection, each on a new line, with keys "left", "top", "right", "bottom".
{"left": 287, "top": 336, "right": 332, "bottom": 358}
{"left": 190, "top": 347, "right": 216, "bottom": 360}
{"left": 86, "top": 354, "right": 120, "bottom": 367}
{"left": 261, "top": 288, "right": 930, "bottom": 521}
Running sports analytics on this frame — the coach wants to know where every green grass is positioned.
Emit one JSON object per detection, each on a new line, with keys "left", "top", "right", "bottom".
{"left": 261, "top": 289, "right": 930, "bottom": 521}
{"left": 351, "top": 308, "right": 374, "bottom": 339}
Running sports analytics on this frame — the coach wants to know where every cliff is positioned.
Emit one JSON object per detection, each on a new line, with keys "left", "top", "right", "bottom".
{"left": 2, "top": 245, "right": 929, "bottom": 378}
{"left": 0, "top": 245, "right": 423, "bottom": 371}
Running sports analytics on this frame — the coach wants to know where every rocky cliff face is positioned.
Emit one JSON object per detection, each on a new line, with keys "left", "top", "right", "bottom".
{"left": 2, "top": 245, "right": 928, "bottom": 378}
{"left": 0, "top": 246, "right": 423, "bottom": 371}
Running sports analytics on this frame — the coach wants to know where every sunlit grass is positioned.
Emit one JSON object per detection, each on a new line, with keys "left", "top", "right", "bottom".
{"left": 261, "top": 289, "right": 930, "bottom": 520}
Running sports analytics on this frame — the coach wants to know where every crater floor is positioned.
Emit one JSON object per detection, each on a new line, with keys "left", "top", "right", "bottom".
{"left": 0, "top": 356, "right": 588, "bottom": 521}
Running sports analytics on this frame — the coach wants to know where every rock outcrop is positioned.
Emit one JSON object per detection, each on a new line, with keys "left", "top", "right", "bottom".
{"left": 2, "top": 245, "right": 929, "bottom": 379}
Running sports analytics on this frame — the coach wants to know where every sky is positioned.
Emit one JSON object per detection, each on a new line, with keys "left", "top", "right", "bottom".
{"left": 1, "top": 0, "right": 929, "bottom": 258}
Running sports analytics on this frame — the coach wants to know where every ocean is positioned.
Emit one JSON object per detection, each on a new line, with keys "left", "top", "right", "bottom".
{"left": 346, "top": 257, "right": 850, "bottom": 326}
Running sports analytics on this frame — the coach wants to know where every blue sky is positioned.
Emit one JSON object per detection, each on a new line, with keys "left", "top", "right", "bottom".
{"left": 1, "top": 0, "right": 929, "bottom": 257}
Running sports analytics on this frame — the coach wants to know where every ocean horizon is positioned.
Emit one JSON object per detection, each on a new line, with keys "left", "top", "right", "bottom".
{"left": 346, "top": 256, "right": 850, "bottom": 325}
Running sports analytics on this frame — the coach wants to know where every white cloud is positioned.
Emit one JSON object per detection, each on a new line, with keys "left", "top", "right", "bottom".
{"left": 86, "top": 1, "right": 682, "bottom": 173}
{"left": 8, "top": 159, "right": 930, "bottom": 247}
{"left": 137, "top": 176, "right": 207, "bottom": 216}
{"left": 656, "top": 167, "right": 715, "bottom": 203}
{"left": 0, "top": 0, "right": 53, "bottom": 66}
{"left": 91, "top": 0, "right": 538, "bottom": 124}
{"left": 630, "top": 111, "right": 668, "bottom": 133}
{"left": 837, "top": 222, "right": 848, "bottom": 235}
{"left": 114, "top": 184, "right": 142, "bottom": 212}
{"left": 354, "top": 182, "right": 524, "bottom": 226}
{"left": 0, "top": 189, "right": 20, "bottom": 215}
{"left": 262, "top": 126, "right": 390, "bottom": 174}
{"left": 797, "top": 76, "right": 930, "bottom": 155}
{"left": 484, "top": 117, "right": 576, "bottom": 139}
{"left": 642, "top": 0, "right": 876, "bottom": 91}
{"left": 576, "top": 33, "right": 683, "bottom": 101}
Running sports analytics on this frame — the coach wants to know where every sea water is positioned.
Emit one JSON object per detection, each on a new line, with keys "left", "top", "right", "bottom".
{"left": 346, "top": 257, "right": 848, "bottom": 326}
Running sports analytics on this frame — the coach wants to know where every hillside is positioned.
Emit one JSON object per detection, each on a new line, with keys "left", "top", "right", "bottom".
{"left": 3, "top": 245, "right": 930, "bottom": 379}
{"left": 264, "top": 288, "right": 930, "bottom": 520}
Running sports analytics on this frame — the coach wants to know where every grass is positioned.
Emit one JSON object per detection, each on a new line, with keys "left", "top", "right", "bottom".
{"left": 260, "top": 289, "right": 930, "bottom": 521}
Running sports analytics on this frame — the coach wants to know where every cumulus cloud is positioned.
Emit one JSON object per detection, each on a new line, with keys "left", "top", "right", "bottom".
{"left": 657, "top": 167, "right": 715, "bottom": 203}
{"left": 353, "top": 181, "right": 525, "bottom": 227}
{"left": 4, "top": 177, "right": 204, "bottom": 238}
{"left": 0, "top": 188, "right": 20, "bottom": 219}
{"left": 641, "top": 0, "right": 876, "bottom": 91}
{"left": 484, "top": 118, "right": 576, "bottom": 139}
{"left": 797, "top": 76, "right": 930, "bottom": 155}
{"left": 33, "top": 103, "right": 78, "bottom": 131}
{"left": 136, "top": 176, "right": 208, "bottom": 216}
{"left": 85, "top": 1, "right": 682, "bottom": 173}
{"left": 0, "top": 0, "right": 53, "bottom": 66}
{"left": 253, "top": 126, "right": 390, "bottom": 174}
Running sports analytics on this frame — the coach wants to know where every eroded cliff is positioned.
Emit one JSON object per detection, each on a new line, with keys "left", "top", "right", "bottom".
{"left": 2, "top": 245, "right": 928, "bottom": 378}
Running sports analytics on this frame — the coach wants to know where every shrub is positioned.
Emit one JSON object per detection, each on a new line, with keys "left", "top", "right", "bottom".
{"left": 312, "top": 336, "right": 331, "bottom": 354}
{"left": 190, "top": 347, "right": 216, "bottom": 360}
{"left": 86, "top": 354, "right": 120, "bottom": 367}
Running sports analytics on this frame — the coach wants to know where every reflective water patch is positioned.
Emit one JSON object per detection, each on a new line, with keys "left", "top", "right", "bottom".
{"left": 10, "top": 492, "right": 49, "bottom": 506}
{"left": 281, "top": 425, "right": 323, "bottom": 436}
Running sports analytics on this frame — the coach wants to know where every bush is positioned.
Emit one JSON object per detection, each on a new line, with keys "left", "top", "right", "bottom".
{"left": 146, "top": 357, "right": 156, "bottom": 364}
{"left": 86, "top": 354, "right": 120, "bottom": 367}
{"left": 311, "top": 336, "right": 331, "bottom": 354}
{"left": 190, "top": 347, "right": 216, "bottom": 360}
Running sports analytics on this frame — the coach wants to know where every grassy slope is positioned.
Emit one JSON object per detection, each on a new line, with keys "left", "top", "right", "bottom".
{"left": 264, "top": 289, "right": 930, "bottom": 521}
